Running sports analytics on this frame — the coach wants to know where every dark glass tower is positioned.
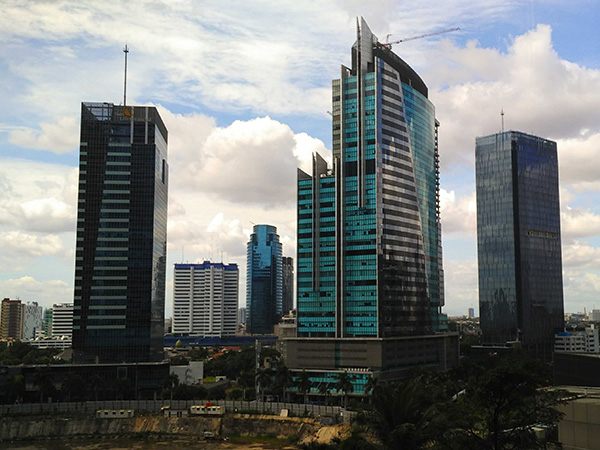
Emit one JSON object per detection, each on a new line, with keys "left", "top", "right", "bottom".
{"left": 246, "top": 225, "right": 282, "bottom": 335}
{"left": 297, "top": 18, "right": 445, "bottom": 339}
{"left": 476, "top": 131, "right": 564, "bottom": 359}
{"left": 282, "top": 256, "right": 294, "bottom": 316}
{"left": 73, "top": 102, "right": 168, "bottom": 363}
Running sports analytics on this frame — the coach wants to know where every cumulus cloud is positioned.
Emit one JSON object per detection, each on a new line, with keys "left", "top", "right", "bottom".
{"left": 0, "top": 276, "right": 72, "bottom": 309}
{"left": 561, "top": 206, "right": 600, "bottom": 240}
{"left": 440, "top": 189, "right": 476, "bottom": 236}
{"left": 0, "top": 231, "right": 66, "bottom": 258}
{"left": 429, "top": 25, "right": 600, "bottom": 172}
{"left": 167, "top": 115, "right": 329, "bottom": 207}
{"left": 442, "top": 260, "right": 479, "bottom": 316}
{"left": 8, "top": 115, "right": 79, "bottom": 153}
{"left": 0, "top": 159, "right": 77, "bottom": 233}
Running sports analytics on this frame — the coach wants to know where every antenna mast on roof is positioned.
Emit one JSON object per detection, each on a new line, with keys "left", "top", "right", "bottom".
{"left": 123, "top": 44, "right": 129, "bottom": 106}
{"left": 501, "top": 108, "right": 505, "bottom": 134}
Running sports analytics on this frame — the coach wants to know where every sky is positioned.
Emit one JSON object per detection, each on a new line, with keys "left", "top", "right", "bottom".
{"left": 1, "top": 0, "right": 600, "bottom": 318}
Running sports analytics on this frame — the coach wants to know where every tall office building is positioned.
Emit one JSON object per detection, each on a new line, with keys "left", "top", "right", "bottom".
{"left": 476, "top": 131, "right": 564, "bottom": 359}
{"left": 286, "top": 18, "right": 457, "bottom": 392}
{"left": 22, "top": 302, "right": 43, "bottom": 339}
{"left": 173, "top": 262, "right": 239, "bottom": 337}
{"left": 246, "top": 225, "right": 283, "bottom": 335}
{"left": 0, "top": 298, "right": 23, "bottom": 340}
{"left": 52, "top": 303, "right": 74, "bottom": 338}
{"left": 73, "top": 102, "right": 168, "bottom": 363}
{"left": 282, "top": 256, "right": 294, "bottom": 315}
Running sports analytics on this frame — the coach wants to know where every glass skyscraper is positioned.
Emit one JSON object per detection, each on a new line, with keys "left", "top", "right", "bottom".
{"left": 285, "top": 19, "right": 457, "bottom": 393}
{"left": 476, "top": 131, "right": 564, "bottom": 359}
{"left": 282, "top": 256, "right": 294, "bottom": 316}
{"left": 297, "top": 18, "right": 445, "bottom": 339}
{"left": 73, "top": 102, "right": 168, "bottom": 363}
{"left": 246, "top": 224, "right": 283, "bottom": 335}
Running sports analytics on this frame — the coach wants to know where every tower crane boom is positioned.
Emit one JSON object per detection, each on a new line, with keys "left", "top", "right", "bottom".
{"left": 382, "top": 27, "right": 460, "bottom": 48}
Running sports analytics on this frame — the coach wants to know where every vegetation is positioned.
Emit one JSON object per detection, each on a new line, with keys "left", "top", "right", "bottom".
{"left": 0, "top": 341, "right": 63, "bottom": 365}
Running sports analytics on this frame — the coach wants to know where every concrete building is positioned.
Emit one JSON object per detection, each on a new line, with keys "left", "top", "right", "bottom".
{"left": 51, "top": 303, "right": 73, "bottom": 338}
{"left": 286, "top": 18, "right": 457, "bottom": 394}
{"left": 0, "top": 298, "right": 23, "bottom": 340}
{"left": 246, "top": 225, "right": 282, "bottom": 335}
{"left": 476, "top": 131, "right": 564, "bottom": 360}
{"left": 555, "top": 325, "right": 600, "bottom": 354}
{"left": 22, "top": 302, "right": 43, "bottom": 340}
{"left": 173, "top": 262, "right": 239, "bottom": 337}
{"left": 73, "top": 102, "right": 168, "bottom": 363}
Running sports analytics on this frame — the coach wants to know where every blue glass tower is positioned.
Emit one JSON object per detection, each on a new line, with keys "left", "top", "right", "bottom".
{"left": 246, "top": 225, "right": 283, "bottom": 335}
{"left": 73, "top": 102, "right": 168, "bottom": 363}
{"left": 476, "top": 131, "right": 564, "bottom": 359}
{"left": 297, "top": 18, "right": 446, "bottom": 340}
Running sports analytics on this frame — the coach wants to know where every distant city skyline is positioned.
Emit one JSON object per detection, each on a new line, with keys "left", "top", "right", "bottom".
{"left": 1, "top": 2, "right": 600, "bottom": 318}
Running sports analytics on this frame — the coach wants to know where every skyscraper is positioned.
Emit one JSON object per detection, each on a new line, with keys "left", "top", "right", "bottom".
{"left": 0, "top": 298, "right": 23, "bottom": 340}
{"left": 476, "top": 130, "right": 564, "bottom": 359}
{"left": 246, "top": 224, "right": 283, "bottom": 335}
{"left": 73, "top": 102, "right": 168, "bottom": 363}
{"left": 173, "top": 262, "right": 239, "bottom": 337}
{"left": 22, "top": 302, "right": 43, "bottom": 339}
{"left": 282, "top": 256, "right": 294, "bottom": 316}
{"left": 285, "top": 18, "right": 457, "bottom": 392}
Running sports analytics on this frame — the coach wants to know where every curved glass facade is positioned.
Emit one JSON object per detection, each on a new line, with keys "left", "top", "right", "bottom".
{"left": 246, "top": 225, "right": 283, "bottom": 335}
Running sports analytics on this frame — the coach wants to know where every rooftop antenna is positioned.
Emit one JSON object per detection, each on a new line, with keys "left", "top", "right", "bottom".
{"left": 501, "top": 108, "right": 505, "bottom": 134}
{"left": 123, "top": 44, "right": 129, "bottom": 106}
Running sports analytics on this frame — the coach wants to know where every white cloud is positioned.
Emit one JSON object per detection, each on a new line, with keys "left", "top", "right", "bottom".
{"left": 561, "top": 206, "right": 600, "bottom": 240}
{"left": 563, "top": 240, "right": 600, "bottom": 270}
{"left": 429, "top": 25, "right": 600, "bottom": 173}
{"left": 440, "top": 189, "right": 476, "bottom": 236}
{"left": 8, "top": 115, "right": 79, "bottom": 153}
{"left": 442, "top": 259, "right": 479, "bottom": 316}
{"left": 0, "top": 231, "right": 66, "bottom": 258}
{"left": 0, "top": 276, "right": 72, "bottom": 309}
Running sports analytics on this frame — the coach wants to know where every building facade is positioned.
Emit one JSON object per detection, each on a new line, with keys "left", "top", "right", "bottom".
{"left": 286, "top": 18, "right": 456, "bottom": 393}
{"left": 22, "top": 302, "right": 43, "bottom": 340}
{"left": 173, "top": 262, "right": 239, "bottom": 337}
{"left": 555, "top": 325, "right": 600, "bottom": 354}
{"left": 476, "top": 131, "right": 564, "bottom": 359}
{"left": 51, "top": 303, "right": 73, "bottom": 338}
{"left": 246, "top": 225, "right": 283, "bottom": 335}
{"left": 73, "top": 102, "right": 168, "bottom": 363}
{"left": 0, "top": 298, "right": 23, "bottom": 340}
{"left": 282, "top": 256, "right": 294, "bottom": 316}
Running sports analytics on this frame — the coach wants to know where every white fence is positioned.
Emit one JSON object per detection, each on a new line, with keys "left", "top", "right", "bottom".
{"left": 0, "top": 399, "right": 355, "bottom": 422}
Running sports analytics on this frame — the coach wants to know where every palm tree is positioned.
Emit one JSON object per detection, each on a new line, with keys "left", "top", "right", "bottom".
{"left": 164, "top": 373, "right": 179, "bottom": 403}
{"left": 274, "top": 365, "right": 293, "bottom": 402}
{"left": 335, "top": 371, "right": 354, "bottom": 408}
{"left": 89, "top": 373, "right": 103, "bottom": 402}
{"left": 255, "top": 367, "right": 272, "bottom": 402}
{"left": 297, "top": 370, "right": 312, "bottom": 405}
{"left": 318, "top": 381, "right": 331, "bottom": 406}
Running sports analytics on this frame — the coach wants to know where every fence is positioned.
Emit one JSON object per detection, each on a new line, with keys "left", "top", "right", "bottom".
{"left": 0, "top": 399, "right": 355, "bottom": 422}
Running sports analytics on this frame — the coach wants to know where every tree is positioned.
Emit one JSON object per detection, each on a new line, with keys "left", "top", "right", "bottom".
{"left": 255, "top": 367, "right": 272, "bottom": 402}
{"left": 437, "top": 357, "right": 566, "bottom": 450}
{"left": 33, "top": 367, "right": 56, "bottom": 403}
{"left": 297, "top": 370, "right": 313, "bottom": 405}
{"left": 164, "top": 373, "right": 179, "bottom": 403}
{"left": 364, "top": 376, "right": 378, "bottom": 403}
{"left": 274, "top": 364, "right": 294, "bottom": 402}
{"left": 353, "top": 376, "right": 441, "bottom": 450}
{"left": 335, "top": 371, "right": 354, "bottom": 408}
{"left": 318, "top": 381, "right": 331, "bottom": 406}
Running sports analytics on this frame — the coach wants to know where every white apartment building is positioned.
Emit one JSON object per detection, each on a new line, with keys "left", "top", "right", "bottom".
{"left": 555, "top": 325, "right": 600, "bottom": 354}
{"left": 51, "top": 303, "right": 73, "bottom": 338}
{"left": 173, "top": 262, "right": 238, "bottom": 337}
{"left": 22, "top": 302, "right": 43, "bottom": 339}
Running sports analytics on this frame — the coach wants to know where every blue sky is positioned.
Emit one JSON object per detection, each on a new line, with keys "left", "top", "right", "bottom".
{"left": 1, "top": 0, "right": 600, "bottom": 317}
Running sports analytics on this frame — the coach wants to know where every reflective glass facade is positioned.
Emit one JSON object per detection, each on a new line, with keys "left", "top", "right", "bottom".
{"left": 476, "top": 131, "right": 564, "bottom": 358}
{"left": 246, "top": 225, "right": 283, "bottom": 335}
{"left": 297, "top": 19, "right": 446, "bottom": 340}
{"left": 73, "top": 102, "right": 168, "bottom": 363}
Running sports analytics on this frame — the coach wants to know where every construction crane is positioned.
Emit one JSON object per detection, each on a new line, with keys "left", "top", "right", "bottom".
{"left": 381, "top": 27, "right": 460, "bottom": 49}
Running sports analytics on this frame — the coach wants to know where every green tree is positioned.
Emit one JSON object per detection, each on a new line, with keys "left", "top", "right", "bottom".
{"left": 164, "top": 373, "right": 179, "bottom": 403}
{"left": 297, "top": 370, "right": 313, "bottom": 405}
{"left": 335, "top": 371, "right": 354, "bottom": 408}
{"left": 437, "top": 357, "right": 566, "bottom": 450}
{"left": 256, "top": 367, "right": 273, "bottom": 402}
{"left": 274, "top": 364, "right": 294, "bottom": 402}
{"left": 33, "top": 367, "right": 56, "bottom": 403}
{"left": 318, "top": 381, "right": 331, "bottom": 406}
